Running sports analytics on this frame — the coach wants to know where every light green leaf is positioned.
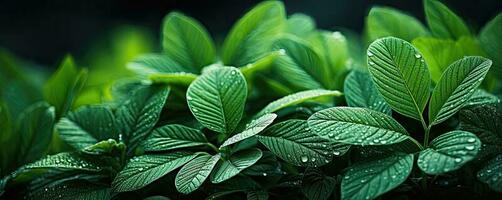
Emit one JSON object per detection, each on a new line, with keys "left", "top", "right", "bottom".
{"left": 240, "top": 50, "right": 282, "bottom": 78}
{"left": 221, "top": 113, "right": 277, "bottom": 148}
{"left": 344, "top": 70, "right": 391, "bottom": 114}
{"left": 308, "top": 107, "right": 415, "bottom": 146}
{"left": 210, "top": 148, "right": 262, "bottom": 183}
{"left": 255, "top": 89, "right": 341, "bottom": 118}
{"left": 418, "top": 131, "right": 481, "bottom": 175}
{"left": 116, "top": 85, "right": 170, "bottom": 150}
{"left": 341, "top": 154, "right": 414, "bottom": 200}
{"left": 257, "top": 120, "right": 333, "bottom": 167}
{"left": 477, "top": 155, "right": 502, "bottom": 192}
{"left": 186, "top": 66, "right": 247, "bottom": 134}
{"left": 141, "top": 124, "right": 208, "bottom": 152}
{"left": 127, "top": 53, "right": 187, "bottom": 76}
{"left": 175, "top": 154, "right": 221, "bottom": 194}
{"left": 301, "top": 168, "right": 336, "bottom": 200}
{"left": 17, "top": 102, "right": 55, "bottom": 164}
{"left": 480, "top": 13, "right": 502, "bottom": 79}
{"left": 222, "top": 1, "right": 286, "bottom": 67}
{"left": 365, "top": 7, "right": 428, "bottom": 42}
{"left": 286, "top": 13, "right": 316, "bottom": 37}
{"left": 424, "top": 0, "right": 471, "bottom": 40}
{"left": 367, "top": 37, "right": 430, "bottom": 121}
{"left": 273, "top": 36, "right": 327, "bottom": 89}
{"left": 56, "top": 105, "right": 118, "bottom": 150}
{"left": 25, "top": 152, "right": 104, "bottom": 172}
{"left": 162, "top": 12, "right": 216, "bottom": 70}
{"left": 112, "top": 152, "right": 197, "bottom": 192}
{"left": 429, "top": 56, "right": 492, "bottom": 125}
{"left": 43, "top": 55, "right": 87, "bottom": 117}
{"left": 25, "top": 181, "right": 110, "bottom": 200}
{"left": 149, "top": 72, "right": 198, "bottom": 86}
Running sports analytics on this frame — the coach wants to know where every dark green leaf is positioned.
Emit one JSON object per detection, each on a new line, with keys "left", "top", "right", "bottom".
{"left": 141, "top": 124, "right": 208, "bottom": 152}
{"left": 25, "top": 181, "right": 110, "bottom": 200}
{"left": 257, "top": 120, "right": 333, "bottom": 167}
{"left": 367, "top": 37, "right": 430, "bottom": 121}
{"left": 210, "top": 148, "right": 262, "bottom": 183}
{"left": 112, "top": 152, "right": 197, "bottom": 192}
{"left": 344, "top": 70, "right": 391, "bottom": 114}
{"left": 56, "top": 105, "right": 118, "bottom": 150}
{"left": 429, "top": 56, "right": 492, "bottom": 125}
{"left": 418, "top": 131, "right": 481, "bottom": 174}
{"left": 459, "top": 104, "right": 502, "bottom": 144}
{"left": 25, "top": 152, "right": 105, "bottom": 172}
{"left": 187, "top": 66, "right": 247, "bottom": 134}
{"left": 341, "top": 154, "right": 414, "bottom": 200}
{"left": 477, "top": 154, "right": 502, "bottom": 192}
{"left": 220, "top": 113, "right": 277, "bottom": 148}
{"left": 301, "top": 168, "right": 336, "bottom": 200}
{"left": 175, "top": 154, "right": 221, "bottom": 194}
{"left": 247, "top": 190, "right": 269, "bottom": 200}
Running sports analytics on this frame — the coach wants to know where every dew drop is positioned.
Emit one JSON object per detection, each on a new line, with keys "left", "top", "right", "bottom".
{"left": 465, "top": 146, "right": 475, "bottom": 150}
{"left": 455, "top": 158, "right": 462, "bottom": 163}
{"left": 367, "top": 51, "right": 374, "bottom": 57}
{"left": 263, "top": 173, "right": 267, "bottom": 176}
{"left": 467, "top": 138, "right": 476, "bottom": 143}
{"left": 415, "top": 54, "right": 422, "bottom": 59}
{"left": 301, "top": 155, "right": 309, "bottom": 163}
{"left": 369, "top": 61, "right": 375, "bottom": 66}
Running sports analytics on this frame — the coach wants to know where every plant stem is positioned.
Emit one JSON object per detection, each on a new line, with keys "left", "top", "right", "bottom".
{"left": 423, "top": 125, "right": 431, "bottom": 147}
{"left": 207, "top": 143, "right": 219, "bottom": 153}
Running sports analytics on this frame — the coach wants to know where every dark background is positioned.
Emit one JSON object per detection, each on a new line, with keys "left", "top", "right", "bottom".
{"left": 1, "top": 0, "right": 501, "bottom": 67}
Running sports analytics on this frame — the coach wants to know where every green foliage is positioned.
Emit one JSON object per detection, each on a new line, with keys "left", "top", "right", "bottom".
{"left": 1, "top": 1, "right": 501, "bottom": 199}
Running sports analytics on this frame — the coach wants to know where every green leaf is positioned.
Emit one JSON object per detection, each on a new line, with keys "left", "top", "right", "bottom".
{"left": 25, "top": 181, "right": 111, "bottom": 200}
{"left": 240, "top": 50, "right": 282, "bottom": 79}
{"left": 429, "top": 56, "right": 492, "bottom": 125}
{"left": 247, "top": 190, "right": 269, "bottom": 200}
{"left": 116, "top": 85, "right": 170, "bottom": 150}
{"left": 465, "top": 89, "right": 500, "bottom": 108}
{"left": 418, "top": 131, "right": 481, "bottom": 175}
{"left": 242, "top": 151, "right": 283, "bottom": 176}
{"left": 25, "top": 152, "right": 104, "bottom": 172}
{"left": 477, "top": 155, "right": 502, "bottom": 192}
{"left": 162, "top": 12, "right": 216, "bottom": 70}
{"left": 149, "top": 72, "right": 198, "bottom": 86}
{"left": 186, "top": 66, "right": 247, "bottom": 134}
{"left": 479, "top": 13, "right": 502, "bottom": 79}
{"left": 424, "top": 0, "right": 471, "bottom": 40}
{"left": 286, "top": 13, "right": 316, "bottom": 37}
{"left": 220, "top": 113, "right": 277, "bottom": 148}
{"left": 17, "top": 102, "right": 55, "bottom": 164}
{"left": 127, "top": 53, "right": 187, "bottom": 76}
{"left": 255, "top": 89, "right": 341, "bottom": 118}
{"left": 56, "top": 105, "right": 118, "bottom": 150}
{"left": 210, "top": 148, "right": 262, "bottom": 183}
{"left": 273, "top": 36, "right": 328, "bottom": 89}
{"left": 308, "top": 107, "right": 416, "bottom": 146}
{"left": 81, "top": 139, "right": 126, "bottom": 156}
{"left": 222, "top": 1, "right": 286, "bottom": 67}
{"left": 43, "top": 55, "right": 87, "bottom": 117}
{"left": 257, "top": 120, "right": 333, "bottom": 167}
{"left": 344, "top": 70, "right": 391, "bottom": 114}
{"left": 459, "top": 104, "right": 502, "bottom": 144}
{"left": 112, "top": 152, "right": 197, "bottom": 192}
{"left": 341, "top": 154, "right": 414, "bottom": 200}
{"left": 365, "top": 7, "right": 428, "bottom": 42}
{"left": 141, "top": 124, "right": 208, "bottom": 152}
{"left": 301, "top": 168, "right": 336, "bottom": 200}
{"left": 175, "top": 153, "right": 221, "bottom": 194}
{"left": 367, "top": 37, "right": 431, "bottom": 121}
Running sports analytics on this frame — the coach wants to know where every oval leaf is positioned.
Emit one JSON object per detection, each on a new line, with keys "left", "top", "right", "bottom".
{"left": 341, "top": 154, "right": 414, "bottom": 200}
{"left": 344, "top": 70, "right": 391, "bottom": 114}
{"left": 429, "top": 56, "right": 492, "bottom": 125}
{"left": 424, "top": 0, "right": 471, "bottom": 40}
{"left": 221, "top": 113, "right": 277, "bottom": 148}
{"left": 257, "top": 119, "right": 333, "bottom": 167}
{"left": 112, "top": 152, "right": 197, "bottom": 192}
{"left": 308, "top": 107, "right": 413, "bottom": 146}
{"left": 141, "top": 124, "right": 208, "bottom": 152}
{"left": 187, "top": 66, "right": 247, "bottom": 134}
{"left": 255, "top": 89, "right": 341, "bottom": 118}
{"left": 162, "top": 12, "right": 216, "bottom": 70}
{"left": 366, "top": 7, "right": 428, "bottom": 42}
{"left": 175, "top": 154, "right": 221, "bottom": 194}
{"left": 210, "top": 148, "right": 262, "bottom": 183}
{"left": 57, "top": 105, "right": 118, "bottom": 150}
{"left": 367, "top": 37, "right": 431, "bottom": 121}
{"left": 418, "top": 131, "right": 481, "bottom": 175}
